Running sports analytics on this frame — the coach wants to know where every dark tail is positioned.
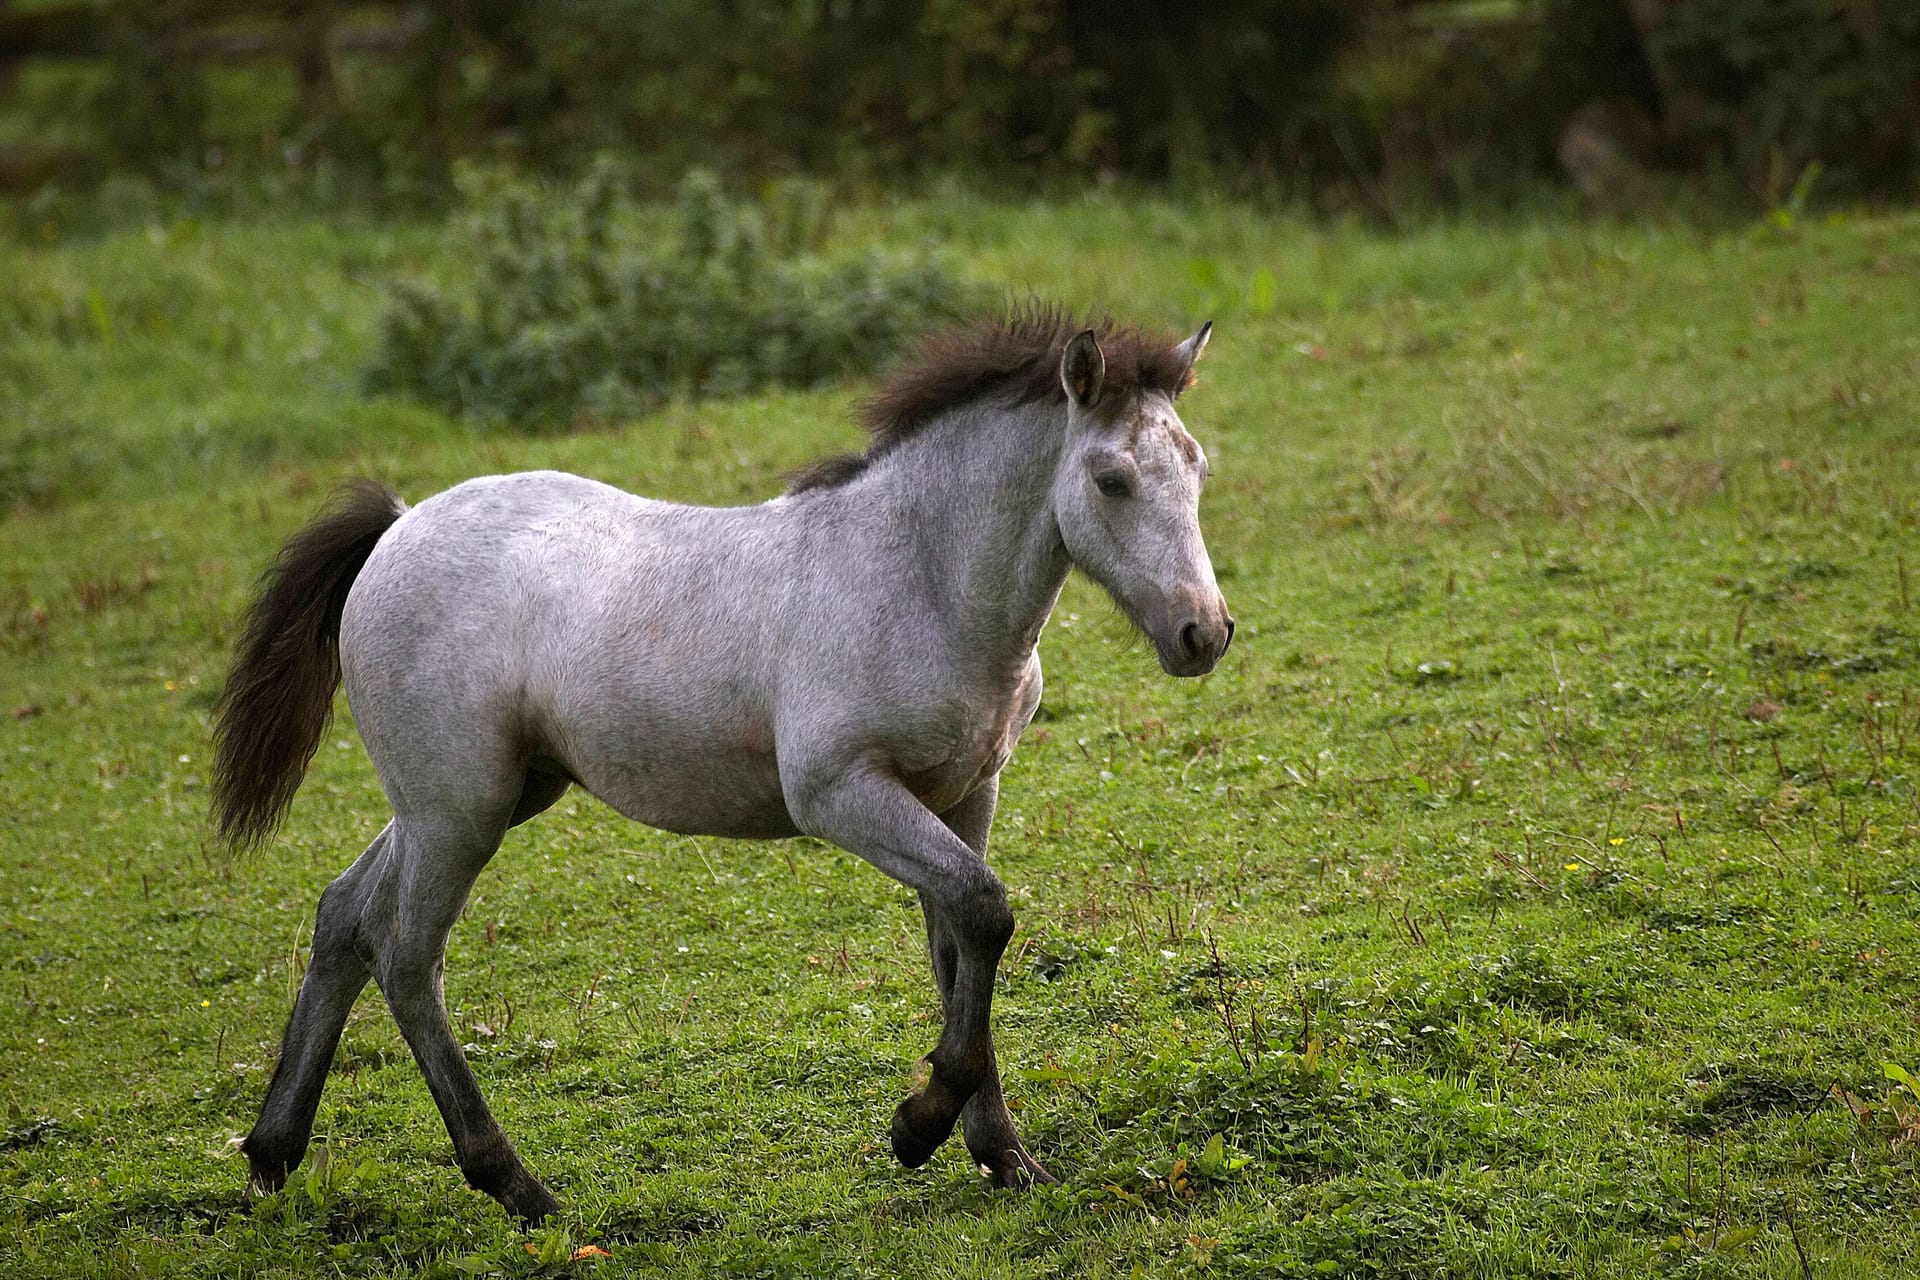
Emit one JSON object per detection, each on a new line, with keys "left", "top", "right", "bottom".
{"left": 211, "top": 481, "right": 407, "bottom": 851}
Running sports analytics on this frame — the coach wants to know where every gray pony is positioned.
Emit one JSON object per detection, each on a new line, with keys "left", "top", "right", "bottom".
{"left": 212, "top": 305, "right": 1233, "bottom": 1222}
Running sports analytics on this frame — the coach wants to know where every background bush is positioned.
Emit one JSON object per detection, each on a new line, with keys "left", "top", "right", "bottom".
{"left": 363, "top": 165, "right": 975, "bottom": 425}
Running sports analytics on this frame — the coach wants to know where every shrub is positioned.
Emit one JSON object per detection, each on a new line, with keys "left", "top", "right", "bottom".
{"left": 363, "top": 166, "right": 975, "bottom": 426}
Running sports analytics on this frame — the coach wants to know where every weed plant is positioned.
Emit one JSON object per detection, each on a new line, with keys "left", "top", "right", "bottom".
{"left": 363, "top": 166, "right": 974, "bottom": 427}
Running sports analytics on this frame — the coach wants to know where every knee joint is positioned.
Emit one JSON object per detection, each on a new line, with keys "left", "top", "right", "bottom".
{"left": 955, "top": 876, "right": 1013, "bottom": 950}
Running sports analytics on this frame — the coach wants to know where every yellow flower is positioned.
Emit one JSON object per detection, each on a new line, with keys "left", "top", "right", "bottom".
{"left": 200, "top": 999, "right": 210, "bottom": 1008}
{"left": 1608, "top": 837, "right": 1624, "bottom": 846}
{"left": 1564, "top": 863, "right": 1581, "bottom": 871}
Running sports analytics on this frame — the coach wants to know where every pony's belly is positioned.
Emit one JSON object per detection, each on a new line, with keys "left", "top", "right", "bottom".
{"left": 573, "top": 745, "right": 799, "bottom": 840}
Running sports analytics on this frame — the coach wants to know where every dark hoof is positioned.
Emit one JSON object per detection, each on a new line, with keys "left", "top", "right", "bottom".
{"left": 241, "top": 1134, "right": 298, "bottom": 1196}
{"left": 465, "top": 1152, "right": 560, "bottom": 1225}
{"left": 493, "top": 1173, "right": 561, "bottom": 1226}
{"left": 890, "top": 1092, "right": 958, "bottom": 1169}
{"left": 971, "top": 1142, "right": 1058, "bottom": 1188}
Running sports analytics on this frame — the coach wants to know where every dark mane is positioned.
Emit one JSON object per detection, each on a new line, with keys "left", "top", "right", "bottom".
{"left": 785, "top": 302, "right": 1196, "bottom": 494}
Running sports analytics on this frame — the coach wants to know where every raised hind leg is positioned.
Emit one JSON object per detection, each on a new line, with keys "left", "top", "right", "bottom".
{"left": 926, "top": 778, "right": 1054, "bottom": 1186}
{"left": 371, "top": 810, "right": 558, "bottom": 1223}
{"left": 243, "top": 825, "right": 389, "bottom": 1192}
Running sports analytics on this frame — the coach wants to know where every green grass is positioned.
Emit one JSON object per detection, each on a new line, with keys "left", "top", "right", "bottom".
{"left": 3, "top": 193, "right": 1919, "bottom": 1278}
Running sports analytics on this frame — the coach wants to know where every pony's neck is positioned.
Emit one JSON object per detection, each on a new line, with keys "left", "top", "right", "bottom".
{"left": 871, "top": 399, "right": 1071, "bottom": 677}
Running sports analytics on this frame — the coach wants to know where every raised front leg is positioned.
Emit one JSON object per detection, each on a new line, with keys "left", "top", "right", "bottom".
{"left": 927, "top": 778, "right": 1056, "bottom": 1187}
{"left": 786, "top": 761, "right": 1014, "bottom": 1171}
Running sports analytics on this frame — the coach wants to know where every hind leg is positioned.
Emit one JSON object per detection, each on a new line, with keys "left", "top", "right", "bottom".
{"left": 371, "top": 810, "right": 559, "bottom": 1223}
{"left": 509, "top": 766, "right": 570, "bottom": 828}
{"left": 243, "top": 825, "right": 390, "bottom": 1192}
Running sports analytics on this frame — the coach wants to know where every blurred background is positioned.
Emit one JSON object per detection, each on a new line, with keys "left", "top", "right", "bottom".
{"left": 1, "top": 0, "right": 1915, "bottom": 216}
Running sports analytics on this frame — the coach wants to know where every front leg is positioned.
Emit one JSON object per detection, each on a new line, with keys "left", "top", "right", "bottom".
{"left": 929, "top": 779, "right": 1056, "bottom": 1186}
{"left": 785, "top": 759, "right": 1013, "bottom": 1170}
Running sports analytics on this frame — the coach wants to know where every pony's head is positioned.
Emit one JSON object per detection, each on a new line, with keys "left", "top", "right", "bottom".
{"left": 1051, "top": 324, "right": 1233, "bottom": 677}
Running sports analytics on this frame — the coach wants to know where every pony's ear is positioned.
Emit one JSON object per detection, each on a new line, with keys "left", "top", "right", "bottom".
{"left": 1061, "top": 328, "right": 1106, "bottom": 408}
{"left": 1172, "top": 320, "right": 1212, "bottom": 396}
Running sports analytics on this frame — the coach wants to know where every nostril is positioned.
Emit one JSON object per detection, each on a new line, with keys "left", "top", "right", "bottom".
{"left": 1223, "top": 616, "right": 1236, "bottom": 654}
{"left": 1179, "top": 621, "right": 1203, "bottom": 659}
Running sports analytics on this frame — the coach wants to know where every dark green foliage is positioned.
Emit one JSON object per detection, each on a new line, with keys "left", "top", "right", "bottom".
{"left": 1652, "top": 0, "right": 1920, "bottom": 199}
{"left": 1327, "top": 10, "right": 1562, "bottom": 214}
{"left": 10, "top": 0, "right": 1918, "bottom": 208}
{"left": 1535, "top": 0, "right": 1920, "bottom": 201}
{"left": 6, "top": 0, "right": 1367, "bottom": 194}
{"left": 1047, "top": 0, "right": 1361, "bottom": 180}
{"left": 363, "top": 167, "right": 973, "bottom": 425}
{"left": 347, "top": 0, "right": 1363, "bottom": 183}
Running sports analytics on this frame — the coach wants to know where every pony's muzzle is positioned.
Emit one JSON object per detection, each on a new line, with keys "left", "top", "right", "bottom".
{"left": 1165, "top": 605, "right": 1233, "bottom": 676}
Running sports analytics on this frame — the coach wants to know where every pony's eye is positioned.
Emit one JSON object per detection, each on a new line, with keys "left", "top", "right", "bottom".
{"left": 1095, "top": 473, "right": 1133, "bottom": 499}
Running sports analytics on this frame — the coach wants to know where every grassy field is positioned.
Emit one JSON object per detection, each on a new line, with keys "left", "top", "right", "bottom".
{"left": 3, "top": 192, "right": 1919, "bottom": 1278}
